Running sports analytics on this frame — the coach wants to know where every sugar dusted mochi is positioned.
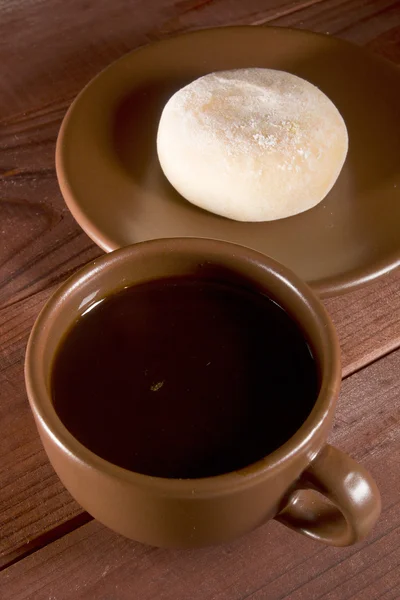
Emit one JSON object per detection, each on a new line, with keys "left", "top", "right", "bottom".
{"left": 157, "top": 68, "right": 348, "bottom": 222}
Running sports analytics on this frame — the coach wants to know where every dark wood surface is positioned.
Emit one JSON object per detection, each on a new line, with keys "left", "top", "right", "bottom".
{"left": 1, "top": 0, "right": 399, "bottom": 596}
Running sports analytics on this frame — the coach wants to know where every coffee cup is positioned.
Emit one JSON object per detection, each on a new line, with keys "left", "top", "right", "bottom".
{"left": 25, "top": 238, "right": 381, "bottom": 548}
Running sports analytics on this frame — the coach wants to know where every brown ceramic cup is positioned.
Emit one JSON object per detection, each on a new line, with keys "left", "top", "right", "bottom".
{"left": 25, "top": 238, "right": 381, "bottom": 548}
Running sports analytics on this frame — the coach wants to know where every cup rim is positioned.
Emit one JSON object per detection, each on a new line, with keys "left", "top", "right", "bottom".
{"left": 25, "top": 238, "right": 341, "bottom": 497}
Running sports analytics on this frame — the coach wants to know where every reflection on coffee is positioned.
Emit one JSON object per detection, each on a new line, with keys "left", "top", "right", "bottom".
{"left": 51, "top": 276, "right": 318, "bottom": 479}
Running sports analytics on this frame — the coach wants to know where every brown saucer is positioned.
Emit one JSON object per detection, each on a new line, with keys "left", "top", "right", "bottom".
{"left": 56, "top": 26, "right": 400, "bottom": 297}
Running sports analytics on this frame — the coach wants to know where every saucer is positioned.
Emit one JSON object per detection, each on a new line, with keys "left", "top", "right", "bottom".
{"left": 56, "top": 26, "right": 400, "bottom": 297}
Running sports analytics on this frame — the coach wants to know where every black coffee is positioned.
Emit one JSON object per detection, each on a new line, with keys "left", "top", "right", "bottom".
{"left": 51, "top": 276, "right": 318, "bottom": 479}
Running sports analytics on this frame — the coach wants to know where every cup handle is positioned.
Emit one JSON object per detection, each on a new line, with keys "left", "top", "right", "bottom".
{"left": 275, "top": 444, "right": 381, "bottom": 546}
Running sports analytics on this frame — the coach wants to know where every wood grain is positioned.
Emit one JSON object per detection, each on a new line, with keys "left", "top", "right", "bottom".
{"left": 272, "top": 0, "right": 400, "bottom": 47}
{"left": 1, "top": 347, "right": 398, "bottom": 599}
{"left": 0, "top": 0, "right": 320, "bottom": 120}
{"left": 0, "top": 0, "right": 399, "bottom": 575}
{"left": 325, "top": 268, "right": 400, "bottom": 377}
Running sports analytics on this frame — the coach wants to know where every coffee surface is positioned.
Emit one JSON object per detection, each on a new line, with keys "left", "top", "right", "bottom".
{"left": 51, "top": 276, "right": 318, "bottom": 478}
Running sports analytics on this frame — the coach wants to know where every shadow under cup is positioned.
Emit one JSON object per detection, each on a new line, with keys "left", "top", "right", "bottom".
{"left": 25, "top": 238, "right": 381, "bottom": 548}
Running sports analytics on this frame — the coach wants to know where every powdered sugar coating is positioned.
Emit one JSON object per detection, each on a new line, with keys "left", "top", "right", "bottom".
{"left": 157, "top": 68, "right": 348, "bottom": 221}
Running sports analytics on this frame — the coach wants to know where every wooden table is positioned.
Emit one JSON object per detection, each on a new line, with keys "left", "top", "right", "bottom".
{"left": 1, "top": 1, "right": 399, "bottom": 598}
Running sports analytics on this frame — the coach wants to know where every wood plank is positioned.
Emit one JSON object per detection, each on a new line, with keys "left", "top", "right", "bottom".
{"left": 1, "top": 0, "right": 399, "bottom": 569}
{"left": 325, "top": 269, "right": 400, "bottom": 378}
{"left": 1, "top": 346, "right": 398, "bottom": 599}
{"left": 271, "top": 0, "right": 400, "bottom": 50}
{"left": 0, "top": 0, "right": 321, "bottom": 120}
